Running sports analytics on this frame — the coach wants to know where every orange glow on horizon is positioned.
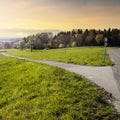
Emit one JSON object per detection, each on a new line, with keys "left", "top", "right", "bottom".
{"left": 0, "top": 0, "right": 120, "bottom": 37}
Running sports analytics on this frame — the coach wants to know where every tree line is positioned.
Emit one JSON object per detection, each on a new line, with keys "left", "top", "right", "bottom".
{"left": 13, "top": 28, "right": 120, "bottom": 50}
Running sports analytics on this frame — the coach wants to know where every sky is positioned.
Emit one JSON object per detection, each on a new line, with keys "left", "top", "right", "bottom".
{"left": 0, "top": 0, "right": 120, "bottom": 38}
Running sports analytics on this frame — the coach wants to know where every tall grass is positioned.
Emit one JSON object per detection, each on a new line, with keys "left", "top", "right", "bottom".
{"left": 0, "top": 55, "right": 118, "bottom": 119}
{"left": 7, "top": 47, "right": 112, "bottom": 66}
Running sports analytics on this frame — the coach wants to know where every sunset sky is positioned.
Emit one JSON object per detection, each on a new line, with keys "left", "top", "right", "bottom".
{"left": 0, "top": 0, "right": 120, "bottom": 38}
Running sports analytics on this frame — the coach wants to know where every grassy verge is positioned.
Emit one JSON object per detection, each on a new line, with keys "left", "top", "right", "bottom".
{"left": 0, "top": 54, "right": 119, "bottom": 119}
{"left": 7, "top": 47, "right": 112, "bottom": 66}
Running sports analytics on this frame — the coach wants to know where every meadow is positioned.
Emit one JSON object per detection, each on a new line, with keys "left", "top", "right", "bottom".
{"left": 0, "top": 54, "right": 119, "bottom": 120}
{"left": 7, "top": 47, "right": 112, "bottom": 66}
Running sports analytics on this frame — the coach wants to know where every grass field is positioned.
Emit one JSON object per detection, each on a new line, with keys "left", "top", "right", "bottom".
{"left": 0, "top": 54, "right": 119, "bottom": 119}
{"left": 7, "top": 47, "right": 112, "bottom": 66}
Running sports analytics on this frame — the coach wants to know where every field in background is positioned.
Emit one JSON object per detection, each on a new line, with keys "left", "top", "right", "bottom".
{"left": 7, "top": 47, "right": 112, "bottom": 66}
{"left": 0, "top": 55, "right": 118, "bottom": 119}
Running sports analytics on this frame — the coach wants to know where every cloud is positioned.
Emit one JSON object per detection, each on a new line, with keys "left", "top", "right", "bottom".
{"left": 30, "top": 0, "right": 120, "bottom": 6}
{"left": 1, "top": 0, "right": 120, "bottom": 9}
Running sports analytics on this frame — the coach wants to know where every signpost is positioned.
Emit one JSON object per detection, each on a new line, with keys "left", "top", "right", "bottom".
{"left": 103, "top": 38, "right": 108, "bottom": 65}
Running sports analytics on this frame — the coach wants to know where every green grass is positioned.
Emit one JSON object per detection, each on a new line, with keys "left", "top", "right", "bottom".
{"left": 7, "top": 47, "right": 112, "bottom": 66}
{"left": 0, "top": 54, "right": 119, "bottom": 120}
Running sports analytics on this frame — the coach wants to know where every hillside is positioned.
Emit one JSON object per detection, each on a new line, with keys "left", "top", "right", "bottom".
{"left": 0, "top": 54, "right": 118, "bottom": 119}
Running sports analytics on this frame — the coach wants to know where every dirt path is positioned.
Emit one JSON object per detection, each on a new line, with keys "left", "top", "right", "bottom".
{"left": 1, "top": 52, "right": 120, "bottom": 112}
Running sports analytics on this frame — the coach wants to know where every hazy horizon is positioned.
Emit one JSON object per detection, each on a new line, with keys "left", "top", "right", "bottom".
{"left": 0, "top": 27, "right": 120, "bottom": 41}
{"left": 0, "top": 29, "right": 61, "bottom": 39}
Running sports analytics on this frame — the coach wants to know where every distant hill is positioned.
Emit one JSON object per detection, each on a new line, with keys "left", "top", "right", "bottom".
{"left": 0, "top": 29, "right": 61, "bottom": 41}
{"left": 0, "top": 38, "right": 22, "bottom": 42}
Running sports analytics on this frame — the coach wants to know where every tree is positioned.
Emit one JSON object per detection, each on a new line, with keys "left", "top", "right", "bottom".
{"left": 0, "top": 43, "right": 3, "bottom": 49}
{"left": 19, "top": 40, "right": 25, "bottom": 50}
{"left": 21, "top": 28, "right": 120, "bottom": 49}
{"left": 71, "top": 41, "right": 77, "bottom": 47}
{"left": 59, "top": 43, "right": 65, "bottom": 48}
{"left": 95, "top": 34, "right": 104, "bottom": 46}
{"left": 28, "top": 36, "right": 33, "bottom": 52}
{"left": 85, "top": 30, "right": 96, "bottom": 46}
{"left": 3, "top": 42, "right": 12, "bottom": 49}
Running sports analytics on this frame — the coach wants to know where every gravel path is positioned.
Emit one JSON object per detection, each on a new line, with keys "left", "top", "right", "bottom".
{"left": 108, "top": 48, "right": 120, "bottom": 92}
{"left": 1, "top": 51, "right": 120, "bottom": 112}
{"left": 108, "top": 48, "right": 120, "bottom": 111}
